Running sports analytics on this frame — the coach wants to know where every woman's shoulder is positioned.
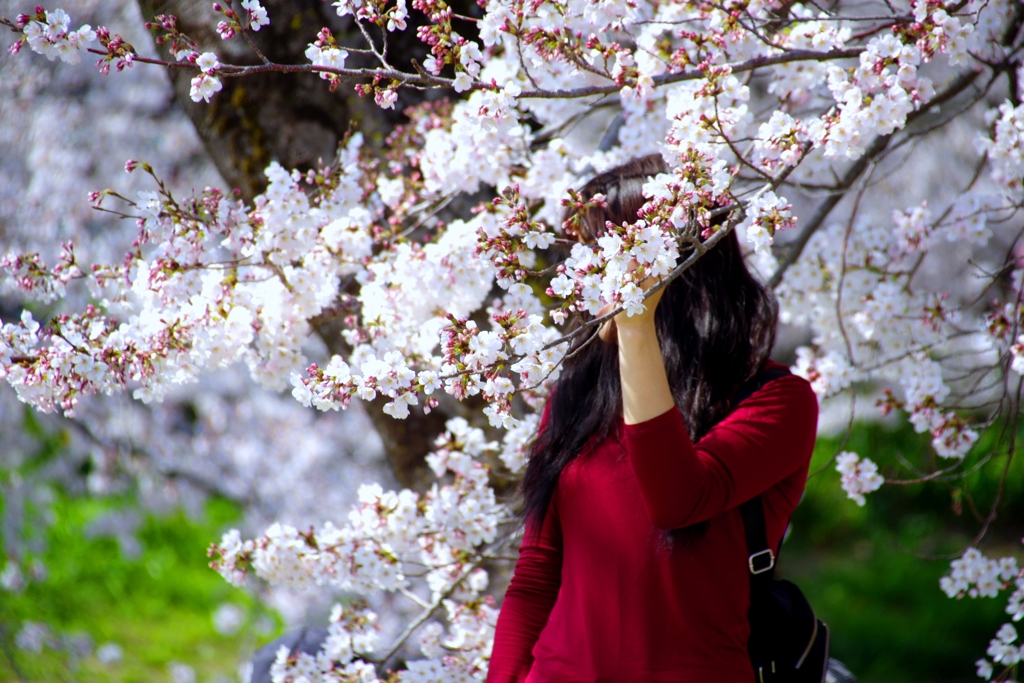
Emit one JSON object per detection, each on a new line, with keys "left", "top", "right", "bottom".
{"left": 745, "top": 360, "right": 819, "bottom": 413}
{"left": 701, "top": 360, "right": 818, "bottom": 463}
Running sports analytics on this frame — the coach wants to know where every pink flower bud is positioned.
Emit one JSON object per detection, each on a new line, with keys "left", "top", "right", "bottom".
{"left": 216, "top": 21, "right": 235, "bottom": 40}
{"left": 125, "top": 160, "right": 138, "bottom": 173}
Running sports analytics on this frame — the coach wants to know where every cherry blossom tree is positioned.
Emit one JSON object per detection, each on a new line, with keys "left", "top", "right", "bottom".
{"left": 3, "top": 0, "right": 1024, "bottom": 679}
{"left": 0, "top": 3, "right": 398, "bottom": 646}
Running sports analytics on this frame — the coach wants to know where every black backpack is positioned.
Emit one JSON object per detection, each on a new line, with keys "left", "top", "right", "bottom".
{"left": 732, "top": 369, "right": 855, "bottom": 683}
{"left": 740, "top": 494, "right": 829, "bottom": 683}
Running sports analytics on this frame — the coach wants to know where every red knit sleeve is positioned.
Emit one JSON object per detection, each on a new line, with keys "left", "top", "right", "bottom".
{"left": 487, "top": 498, "right": 563, "bottom": 683}
{"left": 621, "top": 371, "right": 818, "bottom": 530}
{"left": 487, "top": 402, "right": 563, "bottom": 683}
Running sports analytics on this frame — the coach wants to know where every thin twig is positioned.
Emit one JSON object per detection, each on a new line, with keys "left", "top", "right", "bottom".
{"left": 238, "top": 25, "right": 270, "bottom": 65}
{"left": 808, "top": 389, "right": 857, "bottom": 478}
{"left": 373, "top": 563, "right": 478, "bottom": 674}
{"left": 518, "top": 48, "right": 863, "bottom": 99}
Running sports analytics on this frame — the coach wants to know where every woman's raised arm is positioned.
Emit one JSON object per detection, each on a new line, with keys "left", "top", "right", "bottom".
{"left": 614, "top": 286, "right": 675, "bottom": 425}
{"left": 622, "top": 373, "right": 818, "bottom": 529}
{"left": 613, "top": 282, "right": 818, "bottom": 529}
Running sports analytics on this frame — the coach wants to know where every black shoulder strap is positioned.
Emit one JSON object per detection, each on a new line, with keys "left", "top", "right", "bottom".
{"left": 731, "top": 366, "right": 792, "bottom": 588}
{"left": 740, "top": 496, "right": 775, "bottom": 583}
{"left": 741, "top": 493, "right": 778, "bottom": 672}
{"left": 731, "top": 367, "right": 791, "bottom": 408}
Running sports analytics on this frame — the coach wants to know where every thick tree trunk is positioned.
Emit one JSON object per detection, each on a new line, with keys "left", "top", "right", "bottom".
{"left": 136, "top": 0, "right": 398, "bottom": 198}
{"left": 135, "top": 0, "right": 475, "bottom": 489}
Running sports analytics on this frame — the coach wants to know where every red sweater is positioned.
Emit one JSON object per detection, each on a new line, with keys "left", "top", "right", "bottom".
{"left": 487, "top": 365, "right": 818, "bottom": 683}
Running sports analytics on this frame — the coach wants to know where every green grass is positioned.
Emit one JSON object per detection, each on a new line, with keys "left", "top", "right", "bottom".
{"left": 0, "top": 494, "right": 280, "bottom": 683}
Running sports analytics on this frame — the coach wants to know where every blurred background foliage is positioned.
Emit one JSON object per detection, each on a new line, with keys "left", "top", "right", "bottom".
{"left": 784, "top": 417, "right": 1024, "bottom": 683}
{"left": 1, "top": 408, "right": 1021, "bottom": 683}
{"left": 0, "top": 408, "right": 281, "bottom": 683}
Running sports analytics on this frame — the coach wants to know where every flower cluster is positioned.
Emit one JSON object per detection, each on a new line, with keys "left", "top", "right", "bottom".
{"left": 210, "top": 0, "right": 268, "bottom": 39}
{"left": 240, "top": 0, "right": 270, "bottom": 31}
{"left": 269, "top": 603, "right": 380, "bottom": 682}
{"left": 209, "top": 417, "right": 513, "bottom": 678}
{"left": 743, "top": 191, "right": 796, "bottom": 255}
{"left": 0, "top": 242, "right": 81, "bottom": 303}
{"left": 334, "top": 0, "right": 408, "bottom": 33}
{"left": 305, "top": 28, "right": 349, "bottom": 91}
{"left": 980, "top": 623, "right": 1019, "bottom": 677}
{"left": 664, "top": 67, "right": 751, "bottom": 163}
{"left": 834, "top": 451, "right": 884, "bottom": 506}
{"left": 11, "top": 8, "right": 96, "bottom": 64}
{"left": 944, "top": 543, "right": 1024, "bottom": 680}
{"left": 766, "top": 7, "right": 851, "bottom": 107}
{"left": 548, "top": 223, "right": 673, "bottom": 317}
{"left": 941, "top": 547, "right": 1020, "bottom": 600}
{"left": 818, "top": 33, "right": 927, "bottom": 159}
{"left": 189, "top": 51, "right": 222, "bottom": 102}
{"left": 978, "top": 101, "right": 1024, "bottom": 201}
{"left": 891, "top": 202, "right": 933, "bottom": 256}
{"left": 753, "top": 112, "right": 808, "bottom": 172}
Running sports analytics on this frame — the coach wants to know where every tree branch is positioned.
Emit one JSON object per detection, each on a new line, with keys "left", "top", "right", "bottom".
{"left": 517, "top": 48, "right": 863, "bottom": 99}
{"left": 372, "top": 562, "right": 479, "bottom": 674}
{"left": 767, "top": 66, "right": 985, "bottom": 289}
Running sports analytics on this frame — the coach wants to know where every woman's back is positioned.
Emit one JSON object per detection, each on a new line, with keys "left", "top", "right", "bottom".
{"left": 489, "top": 155, "right": 816, "bottom": 683}
{"left": 490, "top": 365, "right": 818, "bottom": 683}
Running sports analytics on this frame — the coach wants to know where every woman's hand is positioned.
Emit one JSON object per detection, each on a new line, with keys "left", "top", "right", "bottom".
{"left": 610, "top": 272, "right": 675, "bottom": 425}
{"left": 596, "top": 270, "right": 666, "bottom": 342}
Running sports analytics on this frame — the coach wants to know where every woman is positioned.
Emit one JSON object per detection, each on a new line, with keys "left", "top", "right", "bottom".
{"left": 487, "top": 154, "right": 819, "bottom": 683}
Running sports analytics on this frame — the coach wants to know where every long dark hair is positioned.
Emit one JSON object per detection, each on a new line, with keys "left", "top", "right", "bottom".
{"left": 521, "top": 153, "right": 778, "bottom": 536}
